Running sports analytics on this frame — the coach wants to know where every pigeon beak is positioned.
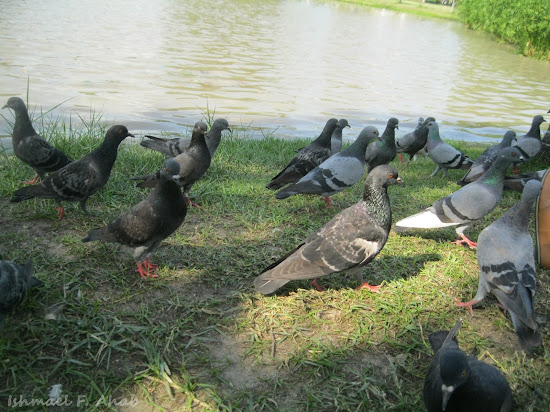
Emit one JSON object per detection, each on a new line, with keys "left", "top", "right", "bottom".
{"left": 227, "top": 127, "right": 232, "bottom": 133}
{"left": 127, "top": 133, "right": 135, "bottom": 138}
{"left": 441, "top": 385, "right": 454, "bottom": 411}
{"left": 2, "top": 104, "right": 8, "bottom": 110}
{"left": 396, "top": 177, "right": 403, "bottom": 184}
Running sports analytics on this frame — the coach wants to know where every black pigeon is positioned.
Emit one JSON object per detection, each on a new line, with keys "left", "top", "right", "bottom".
{"left": 458, "top": 130, "right": 517, "bottom": 186}
{"left": 3, "top": 97, "right": 73, "bottom": 184}
{"left": 331, "top": 118, "right": 350, "bottom": 155}
{"left": 11, "top": 125, "right": 133, "bottom": 220}
{"left": 0, "top": 256, "right": 43, "bottom": 330}
{"left": 265, "top": 118, "right": 339, "bottom": 190}
{"left": 455, "top": 179, "right": 542, "bottom": 348}
{"left": 274, "top": 126, "right": 380, "bottom": 207}
{"left": 82, "top": 159, "right": 187, "bottom": 278}
{"left": 423, "top": 320, "right": 513, "bottom": 412}
{"left": 140, "top": 118, "right": 231, "bottom": 159}
{"left": 254, "top": 165, "right": 402, "bottom": 294}
{"left": 364, "top": 117, "right": 399, "bottom": 173}
{"left": 396, "top": 117, "right": 435, "bottom": 166}
{"left": 131, "top": 122, "right": 209, "bottom": 207}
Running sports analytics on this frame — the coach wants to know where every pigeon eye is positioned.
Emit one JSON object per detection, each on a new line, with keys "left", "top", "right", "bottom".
{"left": 461, "top": 370, "right": 467, "bottom": 377}
{"left": 511, "top": 152, "right": 516, "bottom": 157}
{"left": 388, "top": 174, "right": 393, "bottom": 178}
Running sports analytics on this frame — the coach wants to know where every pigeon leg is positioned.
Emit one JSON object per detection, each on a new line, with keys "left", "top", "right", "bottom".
{"left": 354, "top": 272, "right": 381, "bottom": 292}
{"left": 135, "top": 260, "right": 159, "bottom": 279}
{"left": 321, "top": 196, "right": 332, "bottom": 208}
{"left": 310, "top": 278, "right": 326, "bottom": 291}
{"left": 428, "top": 165, "right": 441, "bottom": 178}
{"left": 54, "top": 204, "right": 65, "bottom": 221}
{"left": 23, "top": 174, "right": 39, "bottom": 185}
{"left": 79, "top": 198, "right": 92, "bottom": 218}
{"left": 454, "top": 297, "right": 480, "bottom": 315}
{"left": 398, "top": 153, "right": 404, "bottom": 163}
{"left": 143, "top": 257, "right": 158, "bottom": 271}
{"left": 185, "top": 197, "right": 200, "bottom": 208}
{"left": 451, "top": 233, "right": 477, "bottom": 249}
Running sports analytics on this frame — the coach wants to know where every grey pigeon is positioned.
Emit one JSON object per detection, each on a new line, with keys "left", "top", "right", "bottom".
{"left": 0, "top": 256, "right": 43, "bottom": 330}
{"left": 82, "top": 159, "right": 187, "bottom": 278}
{"left": 3, "top": 97, "right": 73, "bottom": 184}
{"left": 131, "top": 122, "right": 209, "bottom": 207}
{"left": 455, "top": 179, "right": 542, "bottom": 348}
{"left": 514, "top": 114, "right": 546, "bottom": 162}
{"left": 11, "top": 125, "right": 133, "bottom": 220}
{"left": 254, "top": 165, "right": 402, "bottom": 294}
{"left": 458, "top": 130, "right": 517, "bottom": 186}
{"left": 364, "top": 117, "right": 399, "bottom": 173}
{"left": 266, "top": 118, "right": 339, "bottom": 190}
{"left": 395, "top": 147, "right": 524, "bottom": 248}
{"left": 425, "top": 121, "right": 473, "bottom": 178}
{"left": 396, "top": 117, "right": 435, "bottom": 166}
{"left": 140, "top": 118, "right": 231, "bottom": 159}
{"left": 423, "top": 320, "right": 513, "bottom": 412}
{"left": 503, "top": 169, "right": 546, "bottom": 193}
{"left": 330, "top": 118, "right": 350, "bottom": 155}
{"left": 274, "top": 126, "right": 380, "bottom": 207}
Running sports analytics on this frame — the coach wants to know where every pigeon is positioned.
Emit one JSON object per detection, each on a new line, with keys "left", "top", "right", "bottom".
{"left": 396, "top": 117, "right": 435, "bottom": 166}
{"left": 0, "top": 256, "right": 43, "bottom": 330}
{"left": 82, "top": 159, "right": 187, "bottom": 278}
{"left": 274, "top": 126, "right": 380, "bottom": 207}
{"left": 330, "top": 118, "right": 350, "bottom": 155}
{"left": 503, "top": 169, "right": 546, "bottom": 193}
{"left": 140, "top": 118, "right": 231, "bottom": 159}
{"left": 2, "top": 97, "right": 73, "bottom": 184}
{"left": 425, "top": 121, "right": 473, "bottom": 178}
{"left": 423, "top": 320, "right": 513, "bottom": 412}
{"left": 131, "top": 122, "right": 209, "bottom": 207}
{"left": 266, "top": 118, "right": 339, "bottom": 190}
{"left": 455, "top": 179, "right": 542, "bottom": 348}
{"left": 11, "top": 125, "right": 133, "bottom": 220}
{"left": 394, "top": 147, "right": 524, "bottom": 248}
{"left": 514, "top": 114, "right": 546, "bottom": 161}
{"left": 254, "top": 165, "right": 402, "bottom": 294}
{"left": 364, "top": 117, "right": 399, "bottom": 173}
{"left": 457, "top": 130, "right": 517, "bottom": 186}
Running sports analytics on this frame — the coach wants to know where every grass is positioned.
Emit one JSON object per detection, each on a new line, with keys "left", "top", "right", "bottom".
{"left": 0, "top": 111, "right": 549, "bottom": 411}
{"left": 333, "top": 0, "right": 460, "bottom": 21}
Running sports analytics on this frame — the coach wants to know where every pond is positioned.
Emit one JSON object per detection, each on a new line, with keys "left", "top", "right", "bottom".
{"left": 1, "top": 0, "right": 549, "bottom": 144}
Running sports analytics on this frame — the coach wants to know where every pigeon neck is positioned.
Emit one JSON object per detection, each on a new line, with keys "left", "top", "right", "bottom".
{"left": 95, "top": 137, "right": 124, "bottom": 167}
{"left": 380, "top": 127, "right": 396, "bottom": 145}
{"left": 526, "top": 123, "right": 542, "bottom": 139}
{"left": 12, "top": 108, "right": 37, "bottom": 142}
{"left": 313, "top": 125, "right": 337, "bottom": 147}
{"left": 362, "top": 182, "right": 391, "bottom": 229}
{"left": 480, "top": 156, "right": 512, "bottom": 185}
{"left": 498, "top": 196, "right": 534, "bottom": 229}
{"left": 189, "top": 133, "right": 207, "bottom": 149}
{"left": 156, "top": 177, "right": 186, "bottom": 204}
{"left": 426, "top": 128, "right": 442, "bottom": 148}
{"left": 344, "top": 135, "right": 376, "bottom": 160}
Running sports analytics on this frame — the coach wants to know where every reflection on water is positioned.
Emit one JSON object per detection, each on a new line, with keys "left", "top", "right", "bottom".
{"left": 0, "top": 0, "right": 549, "bottom": 143}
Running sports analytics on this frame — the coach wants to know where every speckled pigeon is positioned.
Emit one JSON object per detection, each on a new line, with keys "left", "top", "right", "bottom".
{"left": 0, "top": 256, "right": 43, "bottom": 330}
{"left": 3, "top": 97, "right": 73, "bottom": 184}
{"left": 11, "top": 125, "right": 133, "bottom": 220}
{"left": 131, "top": 122, "right": 209, "bottom": 207}
{"left": 140, "top": 118, "right": 231, "bottom": 159}
{"left": 82, "top": 159, "right": 187, "bottom": 278}
{"left": 455, "top": 179, "right": 542, "bottom": 348}
{"left": 254, "top": 165, "right": 402, "bottom": 294}
{"left": 423, "top": 320, "right": 513, "bottom": 412}
{"left": 331, "top": 118, "right": 350, "bottom": 155}
{"left": 458, "top": 130, "right": 517, "bottom": 186}
{"left": 266, "top": 118, "right": 339, "bottom": 190}
{"left": 425, "top": 121, "right": 473, "bottom": 177}
{"left": 396, "top": 117, "right": 435, "bottom": 166}
{"left": 394, "top": 147, "right": 524, "bottom": 248}
{"left": 274, "top": 126, "right": 380, "bottom": 207}
{"left": 364, "top": 117, "right": 399, "bottom": 173}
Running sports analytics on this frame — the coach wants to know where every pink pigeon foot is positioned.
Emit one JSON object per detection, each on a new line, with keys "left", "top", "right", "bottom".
{"left": 454, "top": 297, "right": 480, "bottom": 315}
{"left": 451, "top": 234, "right": 477, "bottom": 249}
{"left": 54, "top": 206, "right": 65, "bottom": 221}
{"left": 135, "top": 258, "right": 159, "bottom": 278}
{"left": 310, "top": 278, "right": 326, "bottom": 291}
{"left": 322, "top": 196, "right": 332, "bottom": 208}
{"left": 356, "top": 282, "right": 381, "bottom": 292}
{"left": 398, "top": 153, "right": 404, "bottom": 163}
{"left": 23, "top": 174, "right": 39, "bottom": 185}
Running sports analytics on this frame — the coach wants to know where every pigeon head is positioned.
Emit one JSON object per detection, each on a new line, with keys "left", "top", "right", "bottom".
{"left": 105, "top": 125, "right": 134, "bottom": 143}
{"left": 498, "top": 146, "right": 524, "bottom": 163}
{"left": 369, "top": 165, "right": 402, "bottom": 188}
{"left": 439, "top": 350, "right": 471, "bottom": 410}
{"left": 212, "top": 118, "right": 231, "bottom": 133}
{"left": 2, "top": 96, "right": 26, "bottom": 111}
{"left": 194, "top": 121, "right": 208, "bottom": 135}
{"left": 387, "top": 117, "right": 399, "bottom": 130}
{"left": 161, "top": 159, "right": 181, "bottom": 182}
{"left": 522, "top": 179, "right": 542, "bottom": 200}
{"left": 533, "top": 115, "right": 546, "bottom": 126}
{"left": 358, "top": 126, "right": 380, "bottom": 143}
{"left": 501, "top": 130, "right": 517, "bottom": 145}
{"left": 337, "top": 119, "right": 350, "bottom": 129}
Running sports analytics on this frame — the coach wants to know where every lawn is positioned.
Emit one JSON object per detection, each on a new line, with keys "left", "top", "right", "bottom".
{"left": 0, "top": 114, "right": 548, "bottom": 411}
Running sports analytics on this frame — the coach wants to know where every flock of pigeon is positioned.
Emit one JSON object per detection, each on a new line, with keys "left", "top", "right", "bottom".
{"left": 1, "top": 95, "right": 549, "bottom": 410}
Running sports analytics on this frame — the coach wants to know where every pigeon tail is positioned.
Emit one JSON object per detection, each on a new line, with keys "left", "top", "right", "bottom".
{"left": 130, "top": 173, "right": 159, "bottom": 188}
{"left": 511, "top": 312, "right": 542, "bottom": 348}
{"left": 253, "top": 276, "right": 291, "bottom": 295}
{"left": 10, "top": 185, "right": 51, "bottom": 202}
{"left": 394, "top": 209, "right": 457, "bottom": 231}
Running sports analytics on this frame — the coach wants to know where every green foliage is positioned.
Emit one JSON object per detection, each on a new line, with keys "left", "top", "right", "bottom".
{"left": 458, "top": 0, "right": 550, "bottom": 60}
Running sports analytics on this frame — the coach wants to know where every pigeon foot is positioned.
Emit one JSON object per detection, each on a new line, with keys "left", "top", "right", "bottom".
{"left": 23, "top": 175, "right": 39, "bottom": 185}
{"left": 398, "top": 153, "right": 404, "bottom": 163}
{"left": 356, "top": 282, "right": 381, "bottom": 292}
{"left": 454, "top": 297, "right": 480, "bottom": 315}
{"left": 136, "top": 258, "right": 160, "bottom": 278}
{"left": 451, "top": 234, "right": 477, "bottom": 249}
{"left": 322, "top": 196, "right": 332, "bottom": 208}
{"left": 310, "top": 278, "right": 326, "bottom": 292}
{"left": 54, "top": 206, "right": 65, "bottom": 221}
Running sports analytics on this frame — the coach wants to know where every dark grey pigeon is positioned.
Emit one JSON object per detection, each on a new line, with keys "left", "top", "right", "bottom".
{"left": 3, "top": 97, "right": 73, "bottom": 184}
{"left": 0, "top": 256, "right": 43, "bottom": 330}
{"left": 266, "top": 118, "right": 339, "bottom": 190}
{"left": 11, "top": 125, "right": 133, "bottom": 220}
{"left": 131, "top": 122, "right": 209, "bottom": 207}
{"left": 82, "top": 159, "right": 187, "bottom": 278}
{"left": 395, "top": 147, "right": 524, "bottom": 248}
{"left": 455, "top": 179, "right": 542, "bottom": 348}
{"left": 423, "top": 320, "right": 513, "bottom": 412}
{"left": 503, "top": 169, "right": 546, "bottom": 193}
{"left": 140, "top": 118, "right": 231, "bottom": 159}
{"left": 275, "top": 126, "right": 380, "bottom": 207}
{"left": 458, "top": 130, "right": 517, "bottom": 186}
{"left": 364, "top": 117, "right": 399, "bottom": 173}
{"left": 514, "top": 114, "right": 546, "bottom": 162}
{"left": 330, "top": 118, "right": 350, "bottom": 155}
{"left": 396, "top": 117, "right": 435, "bottom": 166}
{"left": 255, "top": 165, "right": 402, "bottom": 294}
{"left": 425, "top": 121, "right": 473, "bottom": 178}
